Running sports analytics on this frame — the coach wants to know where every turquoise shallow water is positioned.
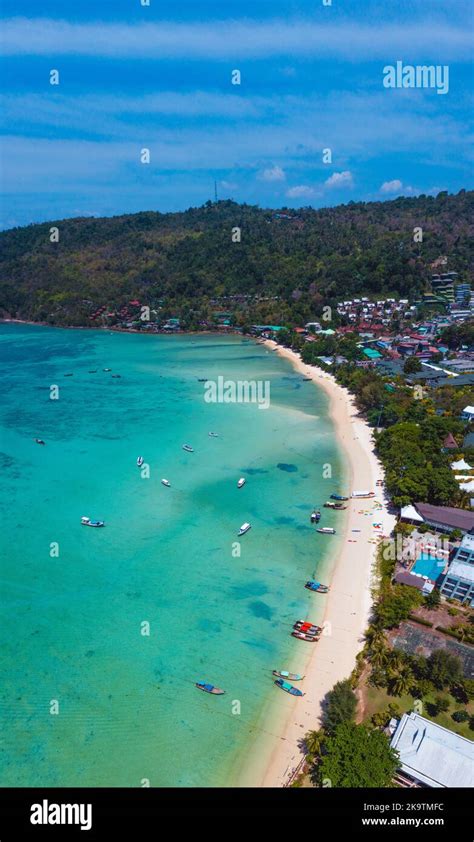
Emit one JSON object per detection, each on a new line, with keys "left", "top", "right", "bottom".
{"left": 0, "top": 324, "right": 345, "bottom": 787}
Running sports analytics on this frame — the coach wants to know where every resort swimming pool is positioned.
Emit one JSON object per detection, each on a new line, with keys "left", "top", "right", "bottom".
{"left": 412, "top": 552, "right": 446, "bottom": 582}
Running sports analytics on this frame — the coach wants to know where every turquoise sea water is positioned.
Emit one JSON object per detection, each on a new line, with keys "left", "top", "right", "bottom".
{"left": 0, "top": 324, "right": 345, "bottom": 787}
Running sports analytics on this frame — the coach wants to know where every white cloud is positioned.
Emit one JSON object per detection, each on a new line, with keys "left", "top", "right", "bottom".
{"left": 325, "top": 171, "right": 353, "bottom": 189}
{"left": 380, "top": 179, "right": 403, "bottom": 193}
{"left": 220, "top": 180, "right": 238, "bottom": 190}
{"left": 2, "top": 18, "right": 471, "bottom": 60}
{"left": 260, "top": 165, "right": 286, "bottom": 182}
{"left": 286, "top": 185, "right": 315, "bottom": 198}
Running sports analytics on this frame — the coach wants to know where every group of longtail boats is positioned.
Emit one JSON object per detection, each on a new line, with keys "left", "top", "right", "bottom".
{"left": 77, "top": 442, "right": 374, "bottom": 701}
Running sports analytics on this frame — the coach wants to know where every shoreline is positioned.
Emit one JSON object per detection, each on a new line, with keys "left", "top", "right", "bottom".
{"left": 242, "top": 340, "right": 396, "bottom": 788}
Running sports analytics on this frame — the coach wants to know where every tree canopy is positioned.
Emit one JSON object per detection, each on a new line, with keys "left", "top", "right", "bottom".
{"left": 318, "top": 722, "right": 399, "bottom": 788}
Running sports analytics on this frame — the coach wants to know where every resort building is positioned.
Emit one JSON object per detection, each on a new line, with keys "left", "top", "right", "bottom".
{"left": 400, "top": 503, "right": 474, "bottom": 535}
{"left": 460, "top": 405, "right": 474, "bottom": 422}
{"left": 431, "top": 274, "right": 455, "bottom": 303}
{"left": 439, "top": 532, "right": 474, "bottom": 606}
{"left": 389, "top": 712, "right": 474, "bottom": 788}
{"left": 393, "top": 570, "right": 435, "bottom": 595}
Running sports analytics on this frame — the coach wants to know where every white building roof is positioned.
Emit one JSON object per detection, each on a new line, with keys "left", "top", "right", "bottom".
{"left": 400, "top": 504, "right": 424, "bottom": 523}
{"left": 459, "top": 480, "right": 474, "bottom": 492}
{"left": 462, "top": 405, "right": 474, "bottom": 415}
{"left": 451, "top": 459, "right": 472, "bottom": 471}
{"left": 447, "top": 560, "right": 474, "bottom": 583}
{"left": 460, "top": 533, "right": 474, "bottom": 552}
{"left": 390, "top": 712, "right": 474, "bottom": 788}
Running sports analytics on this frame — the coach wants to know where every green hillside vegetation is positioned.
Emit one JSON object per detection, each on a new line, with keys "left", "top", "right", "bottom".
{"left": 0, "top": 190, "right": 473, "bottom": 326}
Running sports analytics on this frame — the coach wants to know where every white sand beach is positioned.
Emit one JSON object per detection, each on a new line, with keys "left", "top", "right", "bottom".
{"left": 247, "top": 340, "right": 397, "bottom": 787}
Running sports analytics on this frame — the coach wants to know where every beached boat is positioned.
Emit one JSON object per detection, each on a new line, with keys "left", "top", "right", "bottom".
{"left": 316, "top": 527, "right": 335, "bottom": 534}
{"left": 161, "top": 479, "right": 171, "bottom": 487}
{"left": 292, "top": 631, "right": 318, "bottom": 642}
{"left": 294, "top": 622, "right": 322, "bottom": 635}
{"left": 310, "top": 510, "right": 321, "bottom": 523}
{"left": 324, "top": 501, "right": 347, "bottom": 509}
{"left": 34, "top": 438, "right": 45, "bottom": 445}
{"left": 182, "top": 444, "right": 194, "bottom": 452}
{"left": 351, "top": 490, "right": 375, "bottom": 498}
{"left": 81, "top": 517, "right": 105, "bottom": 528}
{"left": 195, "top": 682, "right": 225, "bottom": 695}
{"left": 274, "top": 679, "right": 304, "bottom": 697}
{"left": 237, "top": 478, "right": 246, "bottom": 488}
{"left": 238, "top": 522, "right": 251, "bottom": 536}
{"left": 330, "top": 494, "right": 349, "bottom": 501}
{"left": 305, "top": 580, "right": 329, "bottom": 594}
{"left": 136, "top": 456, "right": 144, "bottom": 467}
{"left": 272, "top": 670, "right": 304, "bottom": 681}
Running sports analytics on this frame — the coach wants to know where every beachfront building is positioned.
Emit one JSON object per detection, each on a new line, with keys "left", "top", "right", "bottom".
{"left": 389, "top": 712, "right": 474, "bottom": 788}
{"left": 400, "top": 503, "right": 474, "bottom": 535}
{"left": 439, "top": 532, "right": 474, "bottom": 606}
{"left": 394, "top": 570, "right": 435, "bottom": 595}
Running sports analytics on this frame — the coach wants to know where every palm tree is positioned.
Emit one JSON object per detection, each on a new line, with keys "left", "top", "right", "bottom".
{"left": 365, "top": 626, "right": 386, "bottom": 650}
{"left": 304, "top": 729, "right": 325, "bottom": 761}
{"left": 369, "top": 642, "right": 390, "bottom": 670}
{"left": 389, "top": 665, "right": 414, "bottom": 697}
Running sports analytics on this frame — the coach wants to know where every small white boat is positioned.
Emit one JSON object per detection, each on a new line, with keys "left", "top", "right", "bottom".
{"left": 316, "top": 527, "right": 335, "bottom": 534}
{"left": 238, "top": 522, "right": 251, "bottom": 536}
{"left": 208, "top": 432, "right": 219, "bottom": 438}
{"left": 182, "top": 444, "right": 194, "bottom": 452}
{"left": 161, "top": 479, "right": 170, "bottom": 487}
{"left": 237, "top": 478, "right": 246, "bottom": 488}
{"left": 81, "top": 516, "right": 105, "bottom": 528}
{"left": 137, "top": 456, "right": 144, "bottom": 467}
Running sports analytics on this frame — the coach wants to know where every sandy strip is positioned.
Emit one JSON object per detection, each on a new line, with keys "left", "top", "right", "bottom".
{"left": 246, "top": 340, "right": 397, "bottom": 787}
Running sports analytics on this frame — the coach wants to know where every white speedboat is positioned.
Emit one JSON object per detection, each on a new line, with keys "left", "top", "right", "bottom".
{"left": 238, "top": 522, "right": 251, "bottom": 536}
{"left": 182, "top": 444, "right": 194, "bottom": 452}
{"left": 161, "top": 479, "right": 170, "bottom": 487}
{"left": 316, "top": 527, "right": 335, "bottom": 534}
{"left": 208, "top": 432, "right": 219, "bottom": 438}
{"left": 137, "top": 456, "right": 144, "bottom": 467}
{"left": 81, "top": 516, "right": 105, "bottom": 528}
{"left": 237, "top": 478, "right": 246, "bottom": 488}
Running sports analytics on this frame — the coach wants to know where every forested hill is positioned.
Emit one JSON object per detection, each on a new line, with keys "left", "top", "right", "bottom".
{"left": 0, "top": 190, "right": 473, "bottom": 327}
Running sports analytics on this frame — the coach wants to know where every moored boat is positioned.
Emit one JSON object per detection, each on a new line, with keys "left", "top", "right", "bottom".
{"left": 294, "top": 622, "right": 322, "bottom": 635}
{"left": 324, "top": 501, "right": 347, "bottom": 509}
{"left": 182, "top": 444, "right": 194, "bottom": 452}
{"left": 274, "top": 679, "right": 304, "bottom": 697}
{"left": 238, "top": 522, "right": 251, "bottom": 536}
{"left": 161, "top": 479, "right": 171, "bottom": 487}
{"left": 208, "top": 431, "right": 219, "bottom": 437}
{"left": 310, "top": 509, "right": 321, "bottom": 523}
{"left": 305, "top": 580, "right": 329, "bottom": 594}
{"left": 237, "top": 478, "right": 246, "bottom": 488}
{"left": 272, "top": 670, "right": 304, "bottom": 681}
{"left": 34, "top": 438, "right": 45, "bottom": 445}
{"left": 195, "top": 682, "right": 225, "bottom": 695}
{"left": 330, "top": 493, "right": 349, "bottom": 501}
{"left": 292, "top": 631, "right": 318, "bottom": 642}
{"left": 136, "top": 456, "right": 144, "bottom": 467}
{"left": 317, "top": 527, "right": 335, "bottom": 534}
{"left": 81, "top": 516, "right": 105, "bottom": 528}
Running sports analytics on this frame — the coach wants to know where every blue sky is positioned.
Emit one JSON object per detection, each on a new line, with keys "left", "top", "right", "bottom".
{"left": 1, "top": 0, "right": 473, "bottom": 229}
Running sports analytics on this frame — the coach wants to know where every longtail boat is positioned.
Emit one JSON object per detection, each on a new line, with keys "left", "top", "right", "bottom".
{"left": 274, "top": 679, "right": 304, "bottom": 697}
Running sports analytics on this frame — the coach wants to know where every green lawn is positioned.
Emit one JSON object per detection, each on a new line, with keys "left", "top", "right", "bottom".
{"left": 364, "top": 684, "right": 474, "bottom": 740}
